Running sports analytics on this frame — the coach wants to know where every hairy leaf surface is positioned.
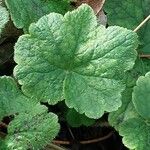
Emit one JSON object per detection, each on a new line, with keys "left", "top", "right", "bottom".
{"left": 0, "top": 5, "right": 9, "bottom": 36}
{"left": 108, "top": 88, "right": 139, "bottom": 130}
{"left": 0, "top": 139, "right": 7, "bottom": 150}
{"left": 109, "top": 58, "right": 150, "bottom": 129}
{"left": 119, "top": 118, "right": 150, "bottom": 150}
{"left": 14, "top": 4, "right": 138, "bottom": 118}
{"left": 0, "top": 76, "right": 35, "bottom": 120}
{"left": 109, "top": 62, "right": 150, "bottom": 149}
{"left": 3, "top": 105, "right": 60, "bottom": 150}
{"left": 5, "top": 0, "right": 71, "bottom": 32}
{"left": 133, "top": 72, "right": 150, "bottom": 119}
{"left": 104, "top": 0, "right": 150, "bottom": 53}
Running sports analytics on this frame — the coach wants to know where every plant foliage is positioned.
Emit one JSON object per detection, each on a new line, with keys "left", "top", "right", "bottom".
{"left": 4, "top": 105, "right": 59, "bottom": 150}
{"left": 0, "top": 0, "right": 150, "bottom": 149}
{"left": 0, "top": 5, "right": 9, "bottom": 36}
{"left": 0, "top": 77, "right": 59, "bottom": 149}
{"left": 14, "top": 4, "right": 138, "bottom": 119}
{"left": 66, "top": 109, "right": 95, "bottom": 127}
{"left": 0, "top": 76, "right": 34, "bottom": 120}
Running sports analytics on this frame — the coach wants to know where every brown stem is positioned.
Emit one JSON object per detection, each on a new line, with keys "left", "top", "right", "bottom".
{"left": 53, "top": 131, "right": 113, "bottom": 145}
{"left": 139, "top": 54, "right": 150, "bottom": 58}
{"left": 46, "top": 143, "right": 67, "bottom": 150}
{"left": 53, "top": 140, "right": 70, "bottom": 145}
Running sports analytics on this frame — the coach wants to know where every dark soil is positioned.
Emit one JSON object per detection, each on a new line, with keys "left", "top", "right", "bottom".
{"left": 55, "top": 123, "right": 128, "bottom": 150}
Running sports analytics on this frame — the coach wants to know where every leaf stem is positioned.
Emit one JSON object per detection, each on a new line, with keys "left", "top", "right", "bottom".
{"left": 134, "top": 15, "right": 150, "bottom": 32}
{"left": 52, "top": 131, "right": 113, "bottom": 145}
{"left": 46, "top": 143, "right": 67, "bottom": 150}
{"left": 139, "top": 54, "right": 150, "bottom": 58}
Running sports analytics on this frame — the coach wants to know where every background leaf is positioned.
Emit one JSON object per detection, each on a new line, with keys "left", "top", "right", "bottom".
{"left": 0, "top": 76, "right": 35, "bottom": 120}
{"left": 112, "top": 71, "right": 150, "bottom": 150}
{"left": 0, "top": 139, "right": 7, "bottom": 150}
{"left": 108, "top": 88, "right": 138, "bottom": 130}
{"left": 132, "top": 72, "right": 150, "bottom": 119}
{"left": 119, "top": 118, "right": 150, "bottom": 150}
{"left": 4, "top": 104, "right": 60, "bottom": 150}
{"left": 0, "top": 5, "right": 9, "bottom": 36}
{"left": 66, "top": 109, "right": 95, "bottom": 127}
{"left": 104, "top": 0, "right": 150, "bottom": 53}
{"left": 5, "top": 0, "right": 71, "bottom": 32}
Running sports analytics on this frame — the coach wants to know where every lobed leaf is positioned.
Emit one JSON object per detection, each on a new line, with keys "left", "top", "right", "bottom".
{"left": 4, "top": 104, "right": 60, "bottom": 150}
{"left": 14, "top": 4, "right": 138, "bottom": 118}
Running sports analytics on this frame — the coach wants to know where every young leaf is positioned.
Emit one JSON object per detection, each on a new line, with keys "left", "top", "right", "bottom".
{"left": 5, "top": 0, "right": 71, "bottom": 32}
{"left": 14, "top": 4, "right": 138, "bottom": 118}
{"left": 4, "top": 104, "right": 60, "bottom": 150}
{"left": 0, "top": 5, "right": 9, "bottom": 36}
{"left": 0, "top": 76, "right": 35, "bottom": 120}
{"left": 119, "top": 118, "right": 150, "bottom": 150}
{"left": 66, "top": 109, "right": 95, "bottom": 127}
{"left": 108, "top": 88, "right": 139, "bottom": 130}
{"left": 104, "top": 0, "right": 150, "bottom": 53}
{"left": 132, "top": 72, "right": 150, "bottom": 119}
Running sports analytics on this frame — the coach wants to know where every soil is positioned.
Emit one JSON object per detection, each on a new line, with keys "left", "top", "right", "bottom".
{"left": 54, "top": 123, "right": 128, "bottom": 150}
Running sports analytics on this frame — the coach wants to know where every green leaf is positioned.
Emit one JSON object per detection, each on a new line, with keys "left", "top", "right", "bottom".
{"left": 104, "top": 0, "right": 150, "bottom": 53}
{"left": 109, "top": 57, "right": 150, "bottom": 129}
{"left": 119, "top": 118, "right": 150, "bottom": 150}
{"left": 66, "top": 109, "right": 95, "bottom": 127}
{"left": 14, "top": 4, "right": 138, "bottom": 119}
{"left": 0, "top": 139, "right": 7, "bottom": 150}
{"left": 4, "top": 104, "right": 60, "bottom": 150}
{"left": 5, "top": 0, "right": 71, "bottom": 32}
{"left": 132, "top": 71, "right": 150, "bottom": 119}
{"left": 0, "top": 5, "right": 9, "bottom": 36}
{"left": 108, "top": 88, "right": 139, "bottom": 130}
{"left": 109, "top": 60, "right": 150, "bottom": 149}
{"left": 123, "top": 57, "right": 150, "bottom": 88}
{"left": 0, "top": 76, "right": 35, "bottom": 120}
